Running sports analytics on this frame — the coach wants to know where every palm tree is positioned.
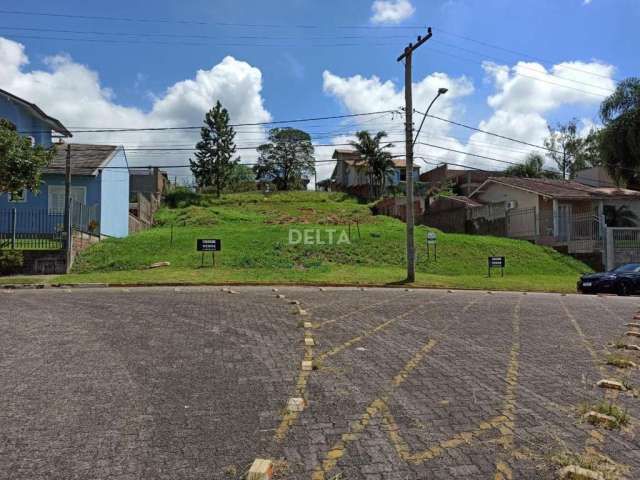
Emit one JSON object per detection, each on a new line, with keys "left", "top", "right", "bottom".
{"left": 349, "top": 131, "right": 393, "bottom": 200}
{"left": 504, "top": 152, "right": 559, "bottom": 179}
{"left": 604, "top": 205, "right": 639, "bottom": 227}
{"left": 599, "top": 78, "right": 640, "bottom": 187}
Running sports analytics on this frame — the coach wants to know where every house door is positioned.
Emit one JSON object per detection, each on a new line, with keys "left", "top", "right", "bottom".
{"left": 557, "top": 204, "right": 571, "bottom": 241}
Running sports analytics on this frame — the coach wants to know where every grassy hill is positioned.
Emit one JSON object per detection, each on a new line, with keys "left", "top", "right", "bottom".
{"left": 57, "top": 191, "right": 589, "bottom": 292}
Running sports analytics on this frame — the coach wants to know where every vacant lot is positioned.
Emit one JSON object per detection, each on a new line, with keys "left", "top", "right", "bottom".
{"left": 23, "top": 191, "right": 588, "bottom": 292}
{"left": 1, "top": 287, "right": 639, "bottom": 479}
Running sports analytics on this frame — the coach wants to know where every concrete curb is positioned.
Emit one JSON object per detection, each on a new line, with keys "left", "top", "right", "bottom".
{"left": 1, "top": 283, "right": 110, "bottom": 290}
{"left": 0, "top": 280, "right": 585, "bottom": 295}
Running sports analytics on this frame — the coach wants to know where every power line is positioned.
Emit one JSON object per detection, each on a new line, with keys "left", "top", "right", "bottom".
{"left": 0, "top": 29, "right": 616, "bottom": 96}
{"left": 427, "top": 46, "right": 611, "bottom": 99}
{"left": 0, "top": 9, "right": 432, "bottom": 30}
{"left": 17, "top": 110, "right": 400, "bottom": 135}
{"left": 0, "top": 25, "right": 409, "bottom": 41}
{"left": 431, "top": 39, "right": 615, "bottom": 94}
{"left": 436, "top": 28, "right": 621, "bottom": 82}
{"left": 416, "top": 110, "right": 564, "bottom": 156}
{"left": 1, "top": 32, "right": 401, "bottom": 49}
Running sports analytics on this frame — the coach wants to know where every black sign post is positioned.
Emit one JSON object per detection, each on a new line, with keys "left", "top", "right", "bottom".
{"left": 488, "top": 256, "right": 505, "bottom": 277}
{"left": 197, "top": 239, "right": 221, "bottom": 268}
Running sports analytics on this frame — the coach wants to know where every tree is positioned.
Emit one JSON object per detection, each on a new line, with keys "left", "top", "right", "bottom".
{"left": 0, "top": 118, "right": 54, "bottom": 194}
{"left": 349, "top": 131, "right": 394, "bottom": 200}
{"left": 504, "top": 152, "right": 559, "bottom": 179}
{"left": 189, "top": 101, "right": 238, "bottom": 197}
{"left": 254, "top": 128, "right": 315, "bottom": 191}
{"left": 604, "top": 205, "right": 638, "bottom": 227}
{"left": 598, "top": 78, "right": 640, "bottom": 187}
{"left": 544, "top": 119, "right": 589, "bottom": 179}
{"left": 225, "top": 164, "right": 256, "bottom": 193}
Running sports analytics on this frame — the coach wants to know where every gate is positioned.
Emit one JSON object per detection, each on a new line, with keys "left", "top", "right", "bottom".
{"left": 606, "top": 228, "right": 640, "bottom": 270}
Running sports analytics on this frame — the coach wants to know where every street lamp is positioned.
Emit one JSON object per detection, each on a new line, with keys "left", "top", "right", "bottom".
{"left": 404, "top": 87, "right": 448, "bottom": 283}
{"left": 413, "top": 87, "right": 448, "bottom": 146}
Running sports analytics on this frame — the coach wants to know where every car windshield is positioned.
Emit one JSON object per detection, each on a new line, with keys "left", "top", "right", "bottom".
{"left": 613, "top": 264, "right": 640, "bottom": 273}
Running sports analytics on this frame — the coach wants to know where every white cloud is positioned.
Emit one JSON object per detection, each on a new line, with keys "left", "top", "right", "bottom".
{"left": 370, "top": 0, "right": 415, "bottom": 24}
{"left": 321, "top": 57, "right": 617, "bottom": 175}
{"left": 0, "top": 37, "right": 272, "bottom": 181}
{"left": 321, "top": 69, "right": 474, "bottom": 179}
{"left": 484, "top": 60, "right": 615, "bottom": 114}
{"left": 469, "top": 59, "right": 616, "bottom": 170}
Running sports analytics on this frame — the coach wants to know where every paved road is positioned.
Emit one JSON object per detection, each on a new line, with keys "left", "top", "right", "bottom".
{"left": 1, "top": 286, "right": 639, "bottom": 479}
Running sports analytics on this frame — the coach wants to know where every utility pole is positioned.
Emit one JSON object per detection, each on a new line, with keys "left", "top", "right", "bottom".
{"left": 64, "top": 144, "right": 72, "bottom": 271}
{"left": 398, "top": 27, "right": 433, "bottom": 283}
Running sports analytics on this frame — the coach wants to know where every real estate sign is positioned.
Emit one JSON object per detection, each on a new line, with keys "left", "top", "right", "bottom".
{"left": 197, "top": 239, "right": 221, "bottom": 252}
{"left": 488, "top": 256, "right": 505, "bottom": 277}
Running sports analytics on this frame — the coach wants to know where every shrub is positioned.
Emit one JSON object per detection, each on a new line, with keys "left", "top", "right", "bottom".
{"left": 164, "top": 187, "right": 202, "bottom": 208}
{"left": 0, "top": 250, "right": 24, "bottom": 275}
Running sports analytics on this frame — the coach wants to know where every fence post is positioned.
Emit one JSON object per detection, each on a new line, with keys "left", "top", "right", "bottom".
{"left": 605, "top": 227, "right": 614, "bottom": 271}
{"left": 65, "top": 198, "right": 73, "bottom": 273}
{"left": 11, "top": 207, "right": 16, "bottom": 249}
{"left": 599, "top": 214, "right": 607, "bottom": 270}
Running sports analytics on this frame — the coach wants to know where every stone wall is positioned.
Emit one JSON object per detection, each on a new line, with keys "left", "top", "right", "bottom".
{"left": 22, "top": 250, "right": 66, "bottom": 275}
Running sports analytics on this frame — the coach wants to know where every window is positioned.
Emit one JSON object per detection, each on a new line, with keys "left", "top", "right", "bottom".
{"left": 9, "top": 190, "right": 26, "bottom": 203}
{"left": 47, "top": 186, "right": 86, "bottom": 214}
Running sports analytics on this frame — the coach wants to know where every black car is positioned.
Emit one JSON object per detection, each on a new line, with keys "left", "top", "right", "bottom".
{"left": 578, "top": 263, "right": 640, "bottom": 295}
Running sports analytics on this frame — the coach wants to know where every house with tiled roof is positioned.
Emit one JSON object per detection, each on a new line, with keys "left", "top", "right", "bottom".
{"left": 328, "top": 149, "right": 420, "bottom": 200}
{"left": 470, "top": 177, "right": 640, "bottom": 251}
{"left": 0, "top": 89, "right": 130, "bottom": 238}
{"left": 424, "top": 176, "right": 640, "bottom": 264}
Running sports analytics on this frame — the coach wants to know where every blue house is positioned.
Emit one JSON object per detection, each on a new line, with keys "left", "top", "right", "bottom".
{"left": 0, "top": 89, "right": 130, "bottom": 238}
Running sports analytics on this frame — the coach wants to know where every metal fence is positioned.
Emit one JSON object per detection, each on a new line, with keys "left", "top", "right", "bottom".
{"left": 466, "top": 205, "right": 605, "bottom": 254}
{"left": 607, "top": 228, "right": 640, "bottom": 270}
{"left": 0, "top": 201, "right": 99, "bottom": 250}
{"left": 506, "top": 207, "right": 537, "bottom": 239}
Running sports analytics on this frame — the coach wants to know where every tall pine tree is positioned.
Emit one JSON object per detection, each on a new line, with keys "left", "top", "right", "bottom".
{"left": 189, "top": 101, "right": 238, "bottom": 196}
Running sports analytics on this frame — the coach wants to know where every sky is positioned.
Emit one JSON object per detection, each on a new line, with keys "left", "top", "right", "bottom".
{"left": 0, "top": 0, "right": 638, "bottom": 184}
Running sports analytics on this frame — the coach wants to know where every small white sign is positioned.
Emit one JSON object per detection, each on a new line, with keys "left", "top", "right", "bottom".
{"left": 426, "top": 232, "right": 437, "bottom": 244}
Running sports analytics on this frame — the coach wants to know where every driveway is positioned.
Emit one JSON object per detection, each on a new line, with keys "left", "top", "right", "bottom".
{"left": 1, "top": 286, "right": 639, "bottom": 479}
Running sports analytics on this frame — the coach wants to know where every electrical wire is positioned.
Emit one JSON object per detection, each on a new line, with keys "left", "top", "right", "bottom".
{"left": 17, "top": 110, "right": 401, "bottom": 135}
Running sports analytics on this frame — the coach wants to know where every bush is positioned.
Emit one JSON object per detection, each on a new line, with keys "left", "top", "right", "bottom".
{"left": 0, "top": 250, "right": 24, "bottom": 275}
{"left": 164, "top": 187, "right": 202, "bottom": 208}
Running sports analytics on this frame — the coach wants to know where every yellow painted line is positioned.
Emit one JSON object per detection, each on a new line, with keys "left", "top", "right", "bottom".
{"left": 317, "top": 301, "right": 433, "bottom": 362}
{"left": 315, "top": 293, "right": 414, "bottom": 329}
{"left": 311, "top": 338, "right": 437, "bottom": 480}
{"left": 274, "top": 369, "right": 312, "bottom": 441}
{"left": 273, "top": 311, "right": 316, "bottom": 443}
{"left": 380, "top": 399, "right": 506, "bottom": 464}
{"left": 561, "top": 301, "right": 607, "bottom": 377}
{"left": 492, "top": 299, "right": 521, "bottom": 480}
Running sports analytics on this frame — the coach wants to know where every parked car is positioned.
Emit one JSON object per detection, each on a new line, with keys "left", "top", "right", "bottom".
{"left": 577, "top": 263, "right": 640, "bottom": 295}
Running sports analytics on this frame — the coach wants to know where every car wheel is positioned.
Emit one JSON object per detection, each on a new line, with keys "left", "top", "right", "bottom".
{"left": 618, "top": 280, "right": 631, "bottom": 296}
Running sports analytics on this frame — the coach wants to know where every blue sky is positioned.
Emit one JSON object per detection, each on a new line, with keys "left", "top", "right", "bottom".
{"left": 0, "top": 0, "right": 638, "bottom": 181}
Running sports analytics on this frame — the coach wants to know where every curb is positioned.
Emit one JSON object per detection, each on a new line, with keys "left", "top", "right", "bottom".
{"left": 0, "top": 281, "right": 581, "bottom": 295}
{"left": 2, "top": 283, "right": 110, "bottom": 290}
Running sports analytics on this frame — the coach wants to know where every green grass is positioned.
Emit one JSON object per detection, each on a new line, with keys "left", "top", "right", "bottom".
{"left": 579, "top": 400, "right": 630, "bottom": 428}
{"left": 0, "top": 192, "right": 591, "bottom": 291}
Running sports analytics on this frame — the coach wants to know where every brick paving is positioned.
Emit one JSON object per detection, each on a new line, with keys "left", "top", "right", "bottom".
{"left": 1, "top": 286, "right": 639, "bottom": 479}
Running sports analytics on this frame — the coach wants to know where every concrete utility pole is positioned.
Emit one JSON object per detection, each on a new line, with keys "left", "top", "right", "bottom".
{"left": 398, "top": 27, "right": 433, "bottom": 283}
{"left": 64, "top": 144, "right": 72, "bottom": 271}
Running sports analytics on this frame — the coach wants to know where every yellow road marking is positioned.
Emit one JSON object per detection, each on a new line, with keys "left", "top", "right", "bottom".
{"left": 561, "top": 301, "right": 607, "bottom": 377}
{"left": 317, "top": 301, "right": 433, "bottom": 362}
{"left": 274, "top": 318, "right": 316, "bottom": 442}
{"left": 493, "top": 299, "right": 522, "bottom": 480}
{"left": 380, "top": 400, "right": 506, "bottom": 464}
{"left": 311, "top": 339, "right": 437, "bottom": 480}
{"left": 315, "top": 292, "right": 414, "bottom": 329}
